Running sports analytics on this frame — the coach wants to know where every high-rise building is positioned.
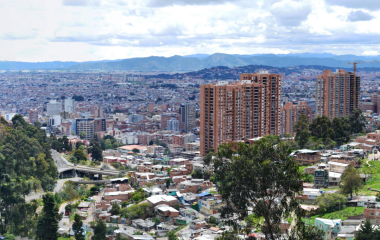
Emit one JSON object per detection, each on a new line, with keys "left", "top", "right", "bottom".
{"left": 64, "top": 98, "right": 75, "bottom": 113}
{"left": 28, "top": 109, "right": 38, "bottom": 124}
{"left": 47, "top": 100, "right": 62, "bottom": 116}
{"left": 280, "top": 102, "right": 312, "bottom": 136}
{"left": 315, "top": 69, "right": 360, "bottom": 119}
{"left": 94, "top": 118, "right": 106, "bottom": 133}
{"left": 200, "top": 72, "right": 282, "bottom": 155}
{"left": 91, "top": 106, "right": 103, "bottom": 118}
{"left": 148, "top": 103, "right": 154, "bottom": 113}
{"left": 76, "top": 118, "right": 94, "bottom": 140}
{"left": 167, "top": 118, "right": 179, "bottom": 131}
{"left": 179, "top": 103, "right": 196, "bottom": 133}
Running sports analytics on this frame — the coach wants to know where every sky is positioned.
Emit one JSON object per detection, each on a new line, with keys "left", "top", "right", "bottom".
{"left": 1, "top": 0, "right": 380, "bottom": 62}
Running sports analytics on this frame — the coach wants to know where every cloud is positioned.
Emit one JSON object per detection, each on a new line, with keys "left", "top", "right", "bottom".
{"left": 62, "top": 0, "right": 101, "bottom": 6}
{"left": 346, "top": 10, "right": 373, "bottom": 22}
{"left": 325, "top": 0, "right": 380, "bottom": 10}
{"left": 270, "top": 0, "right": 312, "bottom": 26}
{"left": 147, "top": 0, "right": 239, "bottom": 7}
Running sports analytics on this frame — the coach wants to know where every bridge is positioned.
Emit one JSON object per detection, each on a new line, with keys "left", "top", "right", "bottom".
{"left": 51, "top": 150, "right": 121, "bottom": 179}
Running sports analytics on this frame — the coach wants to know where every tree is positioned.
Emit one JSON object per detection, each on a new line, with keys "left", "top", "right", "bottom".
{"left": 145, "top": 181, "right": 157, "bottom": 195}
{"left": 167, "top": 231, "right": 178, "bottom": 240}
{"left": 166, "top": 178, "right": 172, "bottom": 188}
{"left": 153, "top": 217, "right": 161, "bottom": 226}
{"left": 294, "top": 114, "right": 309, "bottom": 148}
{"left": 355, "top": 220, "right": 380, "bottom": 240}
{"left": 203, "top": 152, "right": 213, "bottom": 166}
{"left": 349, "top": 108, "right": 366, "bottom": 134}
{"left": 36, "top": 193, "right": 61, "bottom": 240}
{"left": 92, "top": 219, "right": 107, "bottom": 240}
{"left": 309, "top": 116, "right": 334, "bottom": 141}
{"left": 110, "top": 202, "right": 121, "bottom": 215}
{"left": 213, "top": 141, "right": 313, "bottom": 240}
{"left": 132, "top": 148, "right": 140, "bottom": 153}
{"left": 332, "top": 117, "right": 350, "bottom": 145}
{"left": 65, "top": 204, "right": 72, "bottom": 214}
{"left": 79, "top": 132, "right": 87, "bottom": 140}
{"left": 74, "top": 149, "right": 87, "bottom": 161}
{"left": 91, "top": 145, "right": 103, "bottom": 162}
{"left": 116, "top": 233, "right": 128, "bottom": 240}
{"left": 314, "top": 193, "right": 347, "bottom": 213}
{"left": 340, "top": 165, "right": 363, "bottom": 198}
{"left": 72, "top": 214, "right": 85, "bottom": 240}
{"left": 149, "top": 140, "right": 154, "bottom": 145}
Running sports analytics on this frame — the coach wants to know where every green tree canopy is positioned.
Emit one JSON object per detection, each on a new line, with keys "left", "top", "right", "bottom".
{"left": 213, "top": 141, "right": 318, "bottom": 239}
{"left": 72, "top": 214, "right": 85, "bottom": 240}
{"left": 314, "top": 193, "right": 347, "bottom": 213}
{"left": 294, "top": 114, "right": 309, "bottom": 148}
{"left": 36, "top": 193, "right": 61, "bottom": 240}
{"left": 92, "top": 219, "right": 107, "bottom": 240}
{"left": 340, "top": 165, "right": 363, "bottom": 198}
{"left": 349, "top": 108, "right": 366, "bottom": 134}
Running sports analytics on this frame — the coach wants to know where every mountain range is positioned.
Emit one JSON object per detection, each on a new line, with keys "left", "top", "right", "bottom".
{"left": 1, "top": 53, "right": 380, "bottom": 71}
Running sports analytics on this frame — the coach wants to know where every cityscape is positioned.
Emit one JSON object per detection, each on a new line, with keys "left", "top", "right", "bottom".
{"left": 2, "top": 0, "right": 380, "bottom": 240}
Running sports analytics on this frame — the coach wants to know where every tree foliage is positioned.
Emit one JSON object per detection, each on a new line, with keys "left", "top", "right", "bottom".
{"left": 92, "top": 219, "right": 107, "bottom": 240}
{"left": 294, "top": 114, "right": 309, "bottom": 148}
{"left": 72, "top": 214, "right": 85, "bottom": 240}
{"left": 349, "top": 108, "right": 366, "bottom": 134}
{"left": 213, "top": 141, "right": 319, "bottom": 240}
{"left": 314, "top": 193, "right": 347, "bottom": 213}
{"left": 36, "top": 193, "right": 61, "bottom": 240}
{"left": 340, "top": 165, "right": 363, "bottom": 198}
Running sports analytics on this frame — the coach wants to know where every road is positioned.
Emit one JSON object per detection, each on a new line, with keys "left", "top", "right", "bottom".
{"left": 25, "top": 177, "right": 82, "bottom": 202}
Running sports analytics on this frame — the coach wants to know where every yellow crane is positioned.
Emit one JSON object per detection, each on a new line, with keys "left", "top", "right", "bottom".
{"left": 348, "top": 60, "right": 380, "bottom": 106}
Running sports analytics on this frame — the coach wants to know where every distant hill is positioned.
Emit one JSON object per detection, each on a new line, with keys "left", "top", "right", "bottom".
{"left": 1, "top": 53, "right": 380, "bottom": 71}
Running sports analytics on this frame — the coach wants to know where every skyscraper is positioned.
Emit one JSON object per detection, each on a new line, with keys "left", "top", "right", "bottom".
{"left": 315, "top": 69, "right": 360, "bottom": 119}
{"left": 200, "top": 72, "right": 282, "bottom": 155}
{"left": 47, "top": 100, "right": 62, "bottom": 116}
{"left": 179, "top": 103, "right": 196, "bottom": 133}
{"left": 64, "top": 98, "right": 75, "bottom": 113}
{"left": 280, "top": 102, "right": 312, "bottom": 136}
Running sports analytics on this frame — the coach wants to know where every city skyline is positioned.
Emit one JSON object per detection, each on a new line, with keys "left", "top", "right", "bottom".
{"left": 1, "top": 0, "right": 380, "bottom": 62}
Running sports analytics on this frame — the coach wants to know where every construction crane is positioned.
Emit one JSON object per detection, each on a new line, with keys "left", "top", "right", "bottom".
{"left": 348, "top": 60, "right": 380, "bottom": 107}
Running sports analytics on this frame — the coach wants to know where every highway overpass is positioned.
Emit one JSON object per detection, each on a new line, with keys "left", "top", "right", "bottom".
{"left": 51, "top": 150, "right": 121, "bottom": 178}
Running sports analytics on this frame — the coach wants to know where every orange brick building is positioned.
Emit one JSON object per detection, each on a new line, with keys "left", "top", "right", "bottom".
{"left": 280, "top": 101, "right": 312, "bottom": 136}
{"left": 315, "top": 69, "right": 360, "bottom": 120}
{"left": 200, "top": 72, "right": 282, "bottom": 155}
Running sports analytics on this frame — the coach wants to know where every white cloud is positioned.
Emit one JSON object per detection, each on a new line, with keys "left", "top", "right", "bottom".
{"left": 0, "top": 0, "right": 380, "bottom": 62}
{"left": 363, "top": 50, "right": 379, "bottom": 56}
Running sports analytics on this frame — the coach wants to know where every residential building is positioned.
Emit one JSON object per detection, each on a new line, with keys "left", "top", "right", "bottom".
{"left": 315, "top": 218, "right": 342, "bottom": 240}
{"left": 280, "top": 101, "right": 312, "bottom": 136}
{"left": 64, "top": 98, "right": 75, "bottom": 112}
{"left": 47, "top": 100, "right": 62, "bottom": 116}
{"left": 28, "top": 108, "right": 38, "bottom": 124}
{"left": 315, "top": 69, "right": 360, "bottom": 119}
{"left": 314, "top": 164, "right": 330, "bottom": 188}
{"left": 364, "top": 202, "right": 380, "bottom": 225}
{"left": 200, "top": 72, "right": 282, "bottom": 155}
{"left": 76, "top": 118, "right": 94, "bottom": 140}
{"left": 292, "top": 149, "right": 321, "bottom": 165}
{"left": 167, "top": 118, "right": 179, "bottom": 131}
{"left": 161, "top": 113, "right": 182, "bottom": 130}
{"left": 179, "top": 103, "right": 196, "bottom": 133}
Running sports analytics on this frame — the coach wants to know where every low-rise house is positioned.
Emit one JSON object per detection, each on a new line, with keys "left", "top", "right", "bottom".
{"left": 198, "top": 197, "right": 225, "bottom": 215}
{"left": 292, "top": 149, "right": 321, "bottom": 165}
{"left": 131, "top": 219, "right": 155, "bottom": 232}
{"left": 328, "top": 172, "right": 342, "bottom": 186}
{"left": 104, "top": 190, "right": 135, "bottom": 203}
{"left": 296, "top": 188, "right": 322, "bottom": 204}
{"left": 315, "top": 218, "right": 342, "bottom": 240}
{"left": 146, "top": 195, "right": 178, "bottom": 207}
{"left": 190, "top": 219, "right": 206, "bottom": 230}
{"left": 154, "top": 204, "right": 180, "bottom": 222}
{"left": 364, "top": 202, "right": 380, "bottom": 224}
{"left": 179, "top": 208, "right": 199, "bottom": 221}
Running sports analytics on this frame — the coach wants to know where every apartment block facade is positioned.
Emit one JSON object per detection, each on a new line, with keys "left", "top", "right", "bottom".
{"left": 200, "top": 72, "right": 282, "bottom": 155}
{"left": 280, "top": 101, "right": 312, "bottom": 136}
{"left": 315, "top": 69, "right": 360, "bottom": 119}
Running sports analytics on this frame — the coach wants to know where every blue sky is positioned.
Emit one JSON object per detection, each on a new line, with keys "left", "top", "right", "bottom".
{"left": 0, "top": 0, "right": 379, "bottom": 61}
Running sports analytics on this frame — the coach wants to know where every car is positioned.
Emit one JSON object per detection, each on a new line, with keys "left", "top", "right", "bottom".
{"left": 100, "top": 168, "right": 104, "bottom": 170}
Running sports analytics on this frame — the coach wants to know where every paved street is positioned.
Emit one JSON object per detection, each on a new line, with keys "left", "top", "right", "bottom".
{"left": 25, "top": 177, "right": 82, "bottom": 202}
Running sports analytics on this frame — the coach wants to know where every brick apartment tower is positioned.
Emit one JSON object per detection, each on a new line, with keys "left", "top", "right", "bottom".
{"left": 200, "top": 72, "right": 282, "bottom": 155}
{"left": 280, "top": 102, "right": 312, "bottom": 137}
{"left": 315, "top": 69, "right": 360, "bottom": 119}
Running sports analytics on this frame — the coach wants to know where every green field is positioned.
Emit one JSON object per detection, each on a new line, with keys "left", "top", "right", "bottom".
{"left": 303, "top": 207, "right": 364, "bottom": 225}
{"left": 359, "top": 160, "right": 380, "bottom": 195}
